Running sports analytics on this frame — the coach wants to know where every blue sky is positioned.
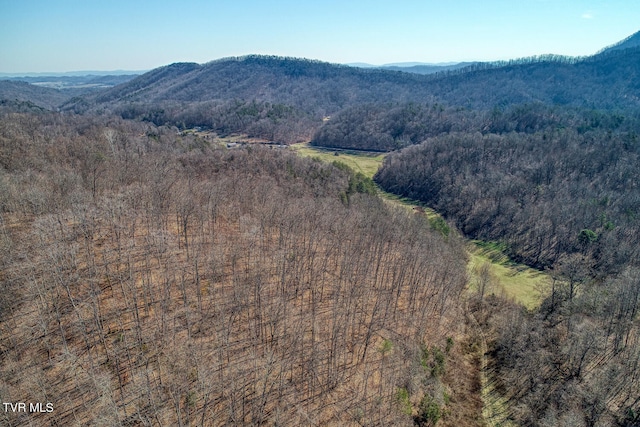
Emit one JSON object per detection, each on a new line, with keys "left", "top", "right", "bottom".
{"left": 1, "top": 0, "right": 638, "bottom": 73}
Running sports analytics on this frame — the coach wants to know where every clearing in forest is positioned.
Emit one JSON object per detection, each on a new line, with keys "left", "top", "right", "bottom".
{"left": 467, "top": 241, "right": 549, "bottom": 310}
{"left": 291, "top": 142, "right": 385, "bottom": 179}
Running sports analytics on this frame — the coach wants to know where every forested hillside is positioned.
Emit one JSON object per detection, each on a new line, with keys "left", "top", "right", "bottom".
{"left": 0, "top": 109, "right": 478, "bottom": 426}
{"left": 311, "top": 103, "right": 473, "bottom": 151}
{"left": 420, "top": 48, "right": 640, "bottom": 109}
{"left": 375, "top": 115, "right": 640, "bottom": 271}
{"left": 375, "top": 110, "right": 640, "bottom": 425}
{"left": 78, "top": 49, "right": 640, "bottom": 114}
{"left": 597, "top": 30, "right": 640, "bottom": 54}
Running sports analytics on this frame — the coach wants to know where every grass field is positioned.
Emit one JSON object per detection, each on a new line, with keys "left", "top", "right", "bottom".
{"left": 291, "top": 142, "right": 385, "bottom": 179}
{"left": 467, "top": 241, "right": 549, "bottom": 309}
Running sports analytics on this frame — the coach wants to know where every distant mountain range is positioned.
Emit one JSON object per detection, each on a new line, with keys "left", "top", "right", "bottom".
{"left": 347, "top": 61, "right": 477, "bottom": 75}
{"left": 380, "top": 62, "right": 479, "bottom": 75}
{"left": 1, "top": 31, "right": 639, "bottom": 114}
{"left": 0, "top": 80, "right": 77, "bottom": 109}
{"left": 68, "top": 44, "right": 639, "bottom": 112}
{"left": 0, "top": 73, "right": 141, "bottom": 89}
{"left": 0, "top": 70, "right": 146, "bottom": 78}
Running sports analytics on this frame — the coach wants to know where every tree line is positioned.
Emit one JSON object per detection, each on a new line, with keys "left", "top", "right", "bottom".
{"left": 312, "top": 102, "right": 640, "bottom": 152}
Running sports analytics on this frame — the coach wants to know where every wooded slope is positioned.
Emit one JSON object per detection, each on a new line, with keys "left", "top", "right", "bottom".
{"left": 0, "top": 111, "right": 474, "bottom": 426}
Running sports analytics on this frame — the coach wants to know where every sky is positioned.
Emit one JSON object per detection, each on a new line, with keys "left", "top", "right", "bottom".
{"left": 1, "top": 0, "right": 638, "bottom": 73}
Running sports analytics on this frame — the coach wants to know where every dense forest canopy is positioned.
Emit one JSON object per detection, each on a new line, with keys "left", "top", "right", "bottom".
{"left": 375, "top": 124, "right": 640, "bottom": 272}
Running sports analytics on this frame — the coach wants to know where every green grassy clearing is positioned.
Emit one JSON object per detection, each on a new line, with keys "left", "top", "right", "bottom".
{"left": 467, "top": 241, "right": 549, "bottom": 310}
{"left": 291, "top": 142, "right": 385, "bottom": 179}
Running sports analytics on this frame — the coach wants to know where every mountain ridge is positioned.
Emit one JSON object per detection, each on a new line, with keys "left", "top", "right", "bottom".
{"left": 67, "top": 45, "right": 640, "bottom": 114}
{"left": 597, "top": 30, "right": 640, "bottom": 54}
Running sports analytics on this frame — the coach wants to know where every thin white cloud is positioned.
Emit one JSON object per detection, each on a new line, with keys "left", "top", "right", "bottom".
{"left": 582, "top": 11, "right": 595, "bottom": 19}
